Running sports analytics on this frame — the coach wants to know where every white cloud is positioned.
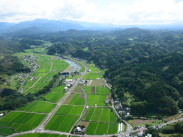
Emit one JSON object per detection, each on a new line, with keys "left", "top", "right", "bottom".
{"left": 0, "top": 0, "right": 183, "bottom": 25}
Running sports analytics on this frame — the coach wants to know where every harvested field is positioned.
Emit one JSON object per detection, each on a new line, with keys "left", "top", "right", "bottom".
{"left": 72, "top": 85, "right": 84, "bottom": 94}
{"left": 91, "top": 86, "right": 95, "bottom": 94}
{"left": 107, "top": 94, "right": 111, "bottom": 100}
{"left": 77, "top": 121, "right": 89, "bottom": 128}
{"left": 79, "top": 94, "right": 85, "bottom": 98}
{"left": 133, "top": 119, "right": 157, "bottom": 126}
{"left": 90, "top": 80, "right": 104, "bottom": 87}
{"left": 164, "top": 113, "right": 182, "bottom": 121}
{"left": 63, "top": 94, "right": 75, "bottom": 104}
{"left": 82, "top": 110, "right": 89, "bottom": 119}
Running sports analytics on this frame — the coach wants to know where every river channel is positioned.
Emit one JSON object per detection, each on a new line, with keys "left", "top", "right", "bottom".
{"left": 56, "top": 56, "right": 81, "bottom": 72}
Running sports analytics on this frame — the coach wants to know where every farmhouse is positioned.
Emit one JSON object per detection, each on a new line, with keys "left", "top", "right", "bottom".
{"left": 75, "top": 127, "right": 82, "bottom": 132}
{"left": 105, "top": 99, "right": 109, "bottom": 104}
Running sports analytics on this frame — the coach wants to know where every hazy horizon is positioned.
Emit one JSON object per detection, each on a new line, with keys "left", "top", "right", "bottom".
{"left": 0, "top": 0, "right": 183, "bottom": 25}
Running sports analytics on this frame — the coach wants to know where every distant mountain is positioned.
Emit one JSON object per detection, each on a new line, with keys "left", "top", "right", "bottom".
{"left": 0, "top": 22, "right": 16, "bottom": 34}
{"left": 3, "top": 19, "right": 85, "bottom": 33}
{"left": 2, "top": 26, "right": 48, "bottom": 37}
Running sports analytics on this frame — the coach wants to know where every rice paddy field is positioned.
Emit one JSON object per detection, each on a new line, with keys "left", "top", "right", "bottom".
{"left": 83, "top": 73, "right": 103, "bottom": 79}
{"left": 16, "top": 133, "right": 66, "bottom": 137}
{"left": 87, "top": 95, "right": 106, "bottom": 106}
{"left": 51, "top": 85, "right": 65, "bottom": 93}
{"left": 82, "top": 107, "right": 118, "bottom": 135}
{"left": 44, "top": 93, "right": 65, "bottom": 103}
{"left": 45, "top": 115, "right": 79, "bottom": 133}
{"left": 0, "top": 112, "right": 47, "bottom": 135}
{"left": 16, "top": 52, "right": 68, "bottom": 95}
{"left": 16, "top": 101, "right": 55, "bottom": 113}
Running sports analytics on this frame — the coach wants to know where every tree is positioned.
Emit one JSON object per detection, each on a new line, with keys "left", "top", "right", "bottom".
{"left": 178, "top": 97, "right": 183, "bottom": 109}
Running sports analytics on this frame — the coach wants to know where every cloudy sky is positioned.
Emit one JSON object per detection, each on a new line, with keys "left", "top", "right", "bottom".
{"left": 0, "top": 0, "right": 183, "bottom": 25}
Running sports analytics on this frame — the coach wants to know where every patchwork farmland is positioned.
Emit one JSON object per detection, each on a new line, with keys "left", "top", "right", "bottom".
{"left": 0, "top": 49, "right": 122, "bottom": 136}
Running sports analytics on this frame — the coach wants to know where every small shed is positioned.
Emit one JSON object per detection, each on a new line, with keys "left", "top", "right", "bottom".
{"left": 0, "top": 113, "right": 4, "bottom": 116}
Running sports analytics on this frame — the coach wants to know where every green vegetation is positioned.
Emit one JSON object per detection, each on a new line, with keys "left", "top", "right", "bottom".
{"left": 44, "top": 93, "right": 64, "bottom": 103}
{"left": 45, "top": 115, "right": 79, "bottom": 132}
{"left": 0, "top": 112, "right": 46, "bottom": 134}
{"left": 16, "top": 133, "right": 66, "bottom": 137}
{"left": 83, "top": 73, "right": 103, "bottom": 79}
{"left": 56, "top": 105, "right": 84, "bottom": 116}
{"left": 87, "top": 95, "right": 106, "bottom": 106}
{"left": 16, "top": 101, "right": 55, "bottom": 113}
{"left": 51, "top": 85, "right": 65, "bottom": 93}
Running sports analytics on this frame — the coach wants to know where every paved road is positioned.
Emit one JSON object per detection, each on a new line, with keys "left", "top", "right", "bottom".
{"left": 104, "top": 79, "right": 133, "bottom": 136}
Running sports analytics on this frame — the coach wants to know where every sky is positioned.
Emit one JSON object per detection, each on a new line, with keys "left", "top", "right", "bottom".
{"left": 0, "top": 0, "right": 183, "bottom": 25}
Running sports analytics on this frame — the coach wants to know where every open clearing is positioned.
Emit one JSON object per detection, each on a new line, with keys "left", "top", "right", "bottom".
{"left": 44, "top": 93, "right": 65, "bottom": 103}
{"left": 0, "top": 112, "right": 46, "bottom": 134}
{"left": 16, "top": 101, "right": 55, "bottom": 113}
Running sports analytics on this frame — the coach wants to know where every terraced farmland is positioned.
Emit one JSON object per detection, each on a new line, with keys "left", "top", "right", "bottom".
{"left": 0, "top": 112, "right": 46, "bottom": 135}
{"left": 51, "top": 85, "right": 65, "bottom": 93}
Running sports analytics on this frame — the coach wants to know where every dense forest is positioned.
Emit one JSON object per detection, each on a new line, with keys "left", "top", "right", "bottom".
{"left": 45, "top": 28, "right": 183, "bottom": 115}
{"left": 1, "top": 28, "right": 183, "bottom": 115}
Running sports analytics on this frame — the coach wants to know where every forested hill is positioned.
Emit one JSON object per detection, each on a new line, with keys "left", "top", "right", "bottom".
{"left": 105, "top": 53, "right": 183, "bottom": 114}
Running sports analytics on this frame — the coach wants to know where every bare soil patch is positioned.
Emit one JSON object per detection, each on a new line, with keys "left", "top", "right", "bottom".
{"left": 107, "top": 94, "right": 111, "bottom": 100}
{"left": 90, "top": 79, "right": 104, "bottom": 87}
{"left": 164, "top": 113, "right": 182, "bottom": 121}
{"left": 133, "top": 119, "right": 157, "bottom": 126}
{"left": 91, "top": 86, "right": 95, "bottom": 94}
{"left": 78, "top": 121, "right": 89, "bottom": 128}
{"left": 79, "top": 94, "right": 85, "bottom": 98}
{"left": 63, "top": 94, "right": 75, "bottom": 104}
{"left": 72, "top": 85, "right": 84, "bottom": 94}
{"left": 82, "top": 110, "right": 89, "bottom": 119}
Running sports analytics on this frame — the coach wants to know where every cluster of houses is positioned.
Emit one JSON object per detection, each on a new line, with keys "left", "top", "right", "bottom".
{"left": 21, "top": 55, "right": 40, "bottom": 72}
{"left": 18, "top": 73, "right": 30, "bottom": 85}
{"left": 63, "top": 79, "right": 75, "bottom": 91}
{"left": 114, "top": 101, "right": 132, "bottom": 118}
{"left": 133, "top": 132, "right": 152, "bottom": 137}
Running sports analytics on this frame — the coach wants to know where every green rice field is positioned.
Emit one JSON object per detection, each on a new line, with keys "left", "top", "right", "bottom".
{"left": 88, "top": 67, "right": 100, "bottom": 72}
{"left": 0, "top": 112, "right": 47, "bottom": 135}
{"left": 45, "top": 115, "right": 79, "bottom": 132}
{"left": 85, "top": 122, "right": 118, "bottom": 135}
{"left": 83, "top": 73, "right": 103, "bottom": 79}
{"left": 51, "top": 85, "right": 65, "bottom": 93}
{"left": 44, "top": 93, "right": 65, "bottom": 103}
{"left": 68, "top": 94, "right": 85, "bottom": 105}
{"left": 16, "top": 133, "right": 67, "bottom": 137}
{"left": 16, "top": 101, "right": 55, "bottom": 113}
{"left": 87, "top": 95, "right": 106, "bottom": 106}
{"left": 56, "top": 105, "right": 84, "bottom": 116}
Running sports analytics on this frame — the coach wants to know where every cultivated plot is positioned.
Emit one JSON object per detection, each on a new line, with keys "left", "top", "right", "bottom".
{"left": 83, "top": 73, "right": 103, "bottom": 79}
{"left": 17, "top": 101, "right": 55, "bottom": 113}
{"left": 45, "top": 115, "right": 79, "bottom": 133}
{"left": 16, "top": 133, "right": 67, "bottom": 137}
{"left": 72, "top": 85, "right": 84, "bottom": 94}
{"left": 44, "top": 93, "right": 65, "bottom": 103}
{"left": 87, "top": 95, "right": 106, "bottom": 106}
{"left": 0, "top": 112, "right": 47, "bottom": 135}
{"left": 56, "top": 105, "right": 84, "bottom": 116}
{"left": 90, "top": 79, "right": 104, "bottom": 87}
{"left": 51, "top": 85, "right": 65, "bottom": 93}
